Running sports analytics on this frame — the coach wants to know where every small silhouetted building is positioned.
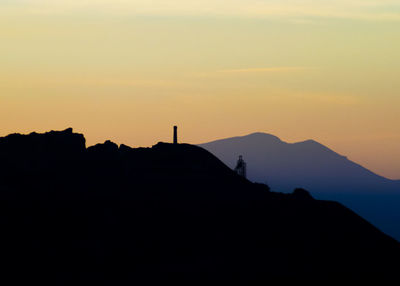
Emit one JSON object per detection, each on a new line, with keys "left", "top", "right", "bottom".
{"left": 234, "top": 155, "right": 247, "bottom": 178}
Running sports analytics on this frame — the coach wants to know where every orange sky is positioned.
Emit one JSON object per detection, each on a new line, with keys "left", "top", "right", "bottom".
{"left": 1, "top": 1, "right": 399, "bottom": 179}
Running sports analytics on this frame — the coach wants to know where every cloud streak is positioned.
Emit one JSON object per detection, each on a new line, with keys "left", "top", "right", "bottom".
{"left": 217, "top": 67, "right": 315, "bottom": 74}
{"left": 2, "top": 0, "right": 400, "bottom": 21}
{"left": 193, "top": 67, "right": 315, "bottom": 78}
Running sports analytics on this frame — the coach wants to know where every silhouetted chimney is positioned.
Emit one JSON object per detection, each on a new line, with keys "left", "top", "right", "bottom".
{"left": 173, "top": 126, "right": 178, "bottom": 144}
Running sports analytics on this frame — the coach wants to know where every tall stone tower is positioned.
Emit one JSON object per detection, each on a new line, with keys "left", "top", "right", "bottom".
{"left": 173, "top": 126, "right": 178, "bottom": 144}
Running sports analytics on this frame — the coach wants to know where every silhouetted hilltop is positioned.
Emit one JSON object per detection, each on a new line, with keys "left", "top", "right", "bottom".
{"left": 0, "top": 129, "right": 399, "bottom": 283}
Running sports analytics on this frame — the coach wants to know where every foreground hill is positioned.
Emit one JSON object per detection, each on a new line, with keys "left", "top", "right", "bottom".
{"left": 199, "top": 132, "right": 400, "bottom": 240}
{"left": 0, "top": 129, "right": 399, "bottom": 283}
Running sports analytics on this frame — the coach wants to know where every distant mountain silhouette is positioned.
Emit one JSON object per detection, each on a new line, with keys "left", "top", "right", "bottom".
{"left": 199, "top": 132, "right": 400, "bottom": 240}
{"left": 0, "top": 129, "right": 399, "bottom": 283}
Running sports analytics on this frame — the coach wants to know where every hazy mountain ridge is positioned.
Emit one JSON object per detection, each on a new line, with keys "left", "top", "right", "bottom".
{"left": 199, "top": 132, "right": 400, "bottom": 240}
{"left": 200, "top": 132, "right": 399, "bottom": 191}
{"left": 0, "top": 128, "right": 399, "bottom": 282}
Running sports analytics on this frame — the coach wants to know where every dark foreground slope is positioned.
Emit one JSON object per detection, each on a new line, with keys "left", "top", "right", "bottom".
{"left": 0, "top": 129, "right": 399, "bottom": 283}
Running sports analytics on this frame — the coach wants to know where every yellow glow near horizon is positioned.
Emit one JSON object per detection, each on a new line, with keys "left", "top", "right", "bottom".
{"left": 1, "top": 1, "right": 400, "bottom": 179}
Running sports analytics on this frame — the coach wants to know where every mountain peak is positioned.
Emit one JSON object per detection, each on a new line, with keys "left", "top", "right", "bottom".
{"left": 200, "top": 132, "right": 283, "bottom": 146}
{"left": 244, "top": 132, "right": 283, "bottom": 141}
{"left": 293, "top": 139, "right": 341, "bottom": 156}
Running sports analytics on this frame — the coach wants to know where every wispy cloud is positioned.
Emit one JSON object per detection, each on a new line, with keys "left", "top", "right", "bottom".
{"left": 0, "top": 74, "right": 183, "bottom": 88}
{"left": 217, "top": 67, "right": 315, "bottom": 74}
{"left": 292, "top": 93, "right": 360, "bottom": 105}
{"left": 2, "top": 0, "right": 400, "bottom": 21}
{"left": 194, "top": 67, "right": 315, "bottom": 78}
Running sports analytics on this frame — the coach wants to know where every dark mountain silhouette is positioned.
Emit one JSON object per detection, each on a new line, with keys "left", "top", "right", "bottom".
{"left": 199, "top": 132, "right": 400, "bottom": 240}
{"left": 0, "top": 129, "right": 399, "bottom": 283}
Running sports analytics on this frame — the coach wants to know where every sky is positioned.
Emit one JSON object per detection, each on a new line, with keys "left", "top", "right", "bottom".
{"left": 1, "top": 0, "right": 400, "bottom": 179}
